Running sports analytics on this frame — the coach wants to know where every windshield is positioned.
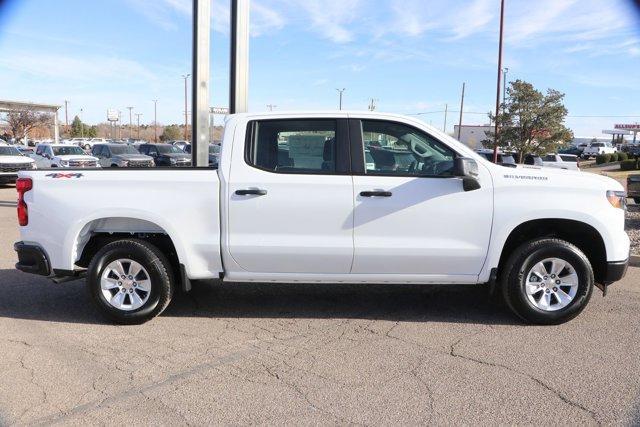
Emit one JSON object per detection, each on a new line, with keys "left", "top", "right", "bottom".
{"left": 209, "top": 145, "right": 221, "bottom": 154}
{"left": 110, "top": 145, "right": 140, "bottom": 155}
{"left": 0, "top": 146, "right": 22, "bottom": 156}
{"left": 157, "top": 145, "right": 184, "bottom": 154}
{"left": 53, "top": 146, "right": 85, "bottom": 156}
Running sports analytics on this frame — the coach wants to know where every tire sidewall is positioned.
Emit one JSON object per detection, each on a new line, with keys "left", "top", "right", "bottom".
{"left": 505, "top": 241, "right": 594, "bottom": 324}
{"left": 88, "top": 243, "right": 170, "bottom": 322}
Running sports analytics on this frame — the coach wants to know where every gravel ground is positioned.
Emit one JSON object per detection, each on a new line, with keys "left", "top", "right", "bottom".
{"left": 627, "top": 204, "right": 640, "bottom": 254}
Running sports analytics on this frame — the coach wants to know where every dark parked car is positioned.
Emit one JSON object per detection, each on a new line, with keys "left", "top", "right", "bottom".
{"left": 559, "top": 146, "right": 582, "bottom": 156}
{"left": 138, "top": 144, "right": 191, "bottom": 167}
{"left": 91, "top": 144, "right": 155, "bottom": 168}
{"left": 627, "top": 175, "right": 640, "bottom": 204}
{"left": 183, "top": 144, "right": 220, "bottom": 167}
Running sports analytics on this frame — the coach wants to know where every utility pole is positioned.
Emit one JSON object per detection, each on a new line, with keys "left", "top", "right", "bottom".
{"left": 182, "top": 74, "right": 190, "bottom": 141}
{"left": 153, "top": 99, "right": 158, "bottom": 142}
{"left": 266, "top": 104, "right": 277, "bottom": 111}
{"left": 135, "top": 113, "right": 143, "bottom": 139}
{"left": 368, "top": 98, "right": 378, "bottom": 111}
{"left": 492, "top": 0, "right": 505, "bottom": 164}
{"left": 336, "top": 88, "right": 346, "bottom": 110}
{"left": 457, "top": 83, "right": 466, "bottom": 141}
{"left": 64, "top": 100, "right": 69, "bottom": 132}
{"left": 127, "top": 106, "right": 134, "bottom": 139}
{"left": 79, "top": 108, "right": 84, "bottom": 138}
{"left": 443, "top": 103, "right": 448, "bottom": 133}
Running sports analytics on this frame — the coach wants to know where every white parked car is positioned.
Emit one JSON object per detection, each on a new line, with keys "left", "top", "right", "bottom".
{"left": 0, "top": 142, "right": 36, "bottom": 183}
{"left": 582, "top": 142, "right": 616, "bottom": 159}
{"left": 14, "top": 111, "right": 630, "bottom": 325}
{"left": 541, "top": 153, "right": 580, "bottom": 171}
{"left": 34, "top": 144, "right": 100, "bottom": 168}
{"left": 69, "top": 138, "right": 91, "bottom": 149}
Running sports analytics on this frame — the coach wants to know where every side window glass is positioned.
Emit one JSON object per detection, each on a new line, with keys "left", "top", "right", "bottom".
{"left": 36, "top": 146, "right": 43, "bottom": 156}
{"left": 361, "top": 120, "right": 455, "bottom": 177}
{"left": 248, "top": 120, "right": 337, "bottom": 174}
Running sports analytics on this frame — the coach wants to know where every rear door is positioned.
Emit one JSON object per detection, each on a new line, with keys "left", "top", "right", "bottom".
{"left": 226, "top": 117, "right": 354, "bottom": 274}
{"left": 349, "top": 118, "right": 493, "bottom": 279}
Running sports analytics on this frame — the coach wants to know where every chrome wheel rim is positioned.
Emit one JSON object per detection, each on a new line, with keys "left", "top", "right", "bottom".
{"left": 525, "top": 258, "right": 579, "bottom": 312}
{"left": 100, "top": 259, "right": 151, "bottom": 311}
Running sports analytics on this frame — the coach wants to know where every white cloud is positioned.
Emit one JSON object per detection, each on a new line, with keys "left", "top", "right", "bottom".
{"left": 290, "top": 0, "right": 362, "bottom": 43}
{"left": 450, "top": 0, "right": 495, "bottom": 39}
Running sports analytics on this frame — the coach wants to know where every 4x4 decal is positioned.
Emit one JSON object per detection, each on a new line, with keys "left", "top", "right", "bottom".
{"left": 45, "top": 173, "right": 84, "bottom": 179}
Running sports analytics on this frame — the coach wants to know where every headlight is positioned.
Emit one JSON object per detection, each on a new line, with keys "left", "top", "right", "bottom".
{"left": 119, "top": 160, "right": 129, "bottom": 167}
{"left": 60, "top": 160, "right": 69, "bottom": 167}
{"left": 150, "top": 159, "right": 156, "bottom": 167}
{"left": 606, "top": 190, "right": 626, "bottom": 210}
{"left": 170, "top": 158, "right": 177, "bottom": 165}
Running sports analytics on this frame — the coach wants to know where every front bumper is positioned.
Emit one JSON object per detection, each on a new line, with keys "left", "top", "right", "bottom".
{"left": 603, "top": 259, "right": 629, "bottom": 285}
{"left": 14, "top": 242, "right": 51, "bottom": 276}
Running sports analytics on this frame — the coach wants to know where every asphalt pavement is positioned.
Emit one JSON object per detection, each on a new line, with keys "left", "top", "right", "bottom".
{"left": 0, "top": 184, "right": 639, "bottom": 425}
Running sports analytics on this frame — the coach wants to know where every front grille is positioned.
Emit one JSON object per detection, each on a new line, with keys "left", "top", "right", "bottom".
{"left": 173, "top": 161, "right": 191, "bottom": 167}
{"left": 0, "top": 163, "right": 32, "bottom": 173}
{"left": 127, "top": 161, "right": 154, "bottom": 168}
{"left": 69, "top": 160, "right": 97, "bottom": 168}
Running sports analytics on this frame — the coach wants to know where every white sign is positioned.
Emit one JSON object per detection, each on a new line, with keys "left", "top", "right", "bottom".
{"left": 107, "top": 109, "right": 119, "bottom": 122}
{"left": 211, "top": 107, "right": 229, "bottom": 115}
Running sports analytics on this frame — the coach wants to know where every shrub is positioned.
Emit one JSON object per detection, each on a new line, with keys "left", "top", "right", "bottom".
{"left": 618, "top": 152, "right": 629, "bottom": 162}
{"left": 596, "top": 154, "right": 610, "bottom": 164}
{"left": 620, "top": 159, "right": 638, "bottom": 171}
{"left": 610, "top": 153, "right": 619, "bottom": 162}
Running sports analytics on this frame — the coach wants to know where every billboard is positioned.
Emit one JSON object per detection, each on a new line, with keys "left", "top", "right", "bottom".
{"left": 107, "top": 109, "right": 119, "bottom": 122}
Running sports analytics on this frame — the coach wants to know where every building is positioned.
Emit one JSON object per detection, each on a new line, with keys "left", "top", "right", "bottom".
{"left": 453, "top": 124, "right": 493, "bottom": 150}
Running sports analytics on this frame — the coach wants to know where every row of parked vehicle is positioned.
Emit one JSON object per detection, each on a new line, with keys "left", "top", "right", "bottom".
{"left": 475, "top": 149, "right": 580, "bottom": 171}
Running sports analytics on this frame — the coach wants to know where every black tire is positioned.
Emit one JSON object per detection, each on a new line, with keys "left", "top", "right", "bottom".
{"left": 501, "top": 238, "right": 594, "bottom": 325}
{"left": 87, "top": 239, "right": 174, "bottom": 324}
{"left": 634, "top": 197, "right": 640, "bottom": 204}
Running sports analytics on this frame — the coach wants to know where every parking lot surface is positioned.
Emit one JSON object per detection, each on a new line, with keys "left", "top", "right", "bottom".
{"left": 0, "top": 184, "right": 639, "bottom": 425}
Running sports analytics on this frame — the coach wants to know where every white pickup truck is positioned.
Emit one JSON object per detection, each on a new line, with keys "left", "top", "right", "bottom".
{"left": 14, "top": 112, "right": 630, "bottom": 325}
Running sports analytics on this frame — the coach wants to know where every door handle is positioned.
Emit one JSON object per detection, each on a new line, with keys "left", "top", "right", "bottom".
{"left": 235, "top": 189, "right": 267, "bottom": 196}
{"left": 360, "top": 191, "right": 392, "bottom": 197}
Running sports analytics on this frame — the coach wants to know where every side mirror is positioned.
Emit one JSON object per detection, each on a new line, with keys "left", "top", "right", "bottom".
{"left": 454, "top": 157, "right": 481, "bottom": 192}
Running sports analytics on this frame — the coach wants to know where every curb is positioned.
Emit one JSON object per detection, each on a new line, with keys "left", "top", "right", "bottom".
{"left": 630, "top": 255, "right": 640, "bottom": 268}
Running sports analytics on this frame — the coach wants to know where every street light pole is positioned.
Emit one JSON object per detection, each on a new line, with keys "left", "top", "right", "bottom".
{"left": 457, "top": 83, "right": 466, "bottom": 141}
{"left": 182, "top": 74, "right": 190, "bottom": 141}
{"left": 443, "top": 103, "right": 448, "bottom": 133}
{"left": 79, "top": 108, "right": 84, "bottom": 138}
{"left": 153, "top": 99, "right": 158, "bottom": 142}
{"left": 266, "top": 104, "right": 277, "bottom": 111}
{"left": 127, "top": 106, "right": 134, "bottom": 139}
{"left": 492, "top": 0, "right": 505, "bottom": 164}
{"left": 64, "top": 100, "right": 69, "bottom": 133}
{"left": 336, "top": 88, "right": 346, "bottom": 110}
{"left": 135, "top": 113, "right": 143, "bottom": 139}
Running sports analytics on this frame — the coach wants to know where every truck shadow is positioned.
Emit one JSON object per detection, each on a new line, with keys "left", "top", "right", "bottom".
{"left": 0, "top": 269, "right": 519, "bottom": 325}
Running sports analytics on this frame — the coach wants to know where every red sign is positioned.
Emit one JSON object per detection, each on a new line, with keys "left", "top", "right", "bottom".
{"left": 615, "top": 124, "right": 640, "bottom": 130}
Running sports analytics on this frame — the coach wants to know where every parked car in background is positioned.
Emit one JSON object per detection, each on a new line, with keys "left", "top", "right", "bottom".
{"left": 15, "top": 146, "right": 34, "bottom": 156}
{"left": 183, "top": 143, "right": 220, "bottom": 167}
{"left": 627, "top": 175, "right": 640, "bottom": 204}
{"left": 582, "top": 142, "right": 616, "bottom": 159}
{"left": 138, "top": 143, "right": 191, "bottom": 167}
{"left": 91, "top": 143, "right": 155, "bottom": 168}
{"left": 69, "top": 138, "right": 92, "bottom": 149}
{"left": 0, "top": 142, "right": 36, "bottom": 183}
{"left": 541, "top": 153, "right": 580, "bottom": 171}
{"left": 476, "top": 149, "right": 517, "bottom": 167}
{"left": 559, "top": 146, "right": 582, "bottom": 156}
{"left": 34, "top": 144, "right": 100, "bottom": 168}
{"left": 523, "top": 154, "right": 544, "bottom": 167}
{"left": 623, "top": 144, "right": 640, "bottom": 158}
{"left": 172, "top": 140, "right": 190, "bottom": 151}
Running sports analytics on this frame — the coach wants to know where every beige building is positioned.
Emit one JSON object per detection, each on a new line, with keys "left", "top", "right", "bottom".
{"left": 453, "top": 124, "right": 493, "bottom": 150}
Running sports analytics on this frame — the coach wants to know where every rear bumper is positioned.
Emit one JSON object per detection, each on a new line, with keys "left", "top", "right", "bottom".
{"left": 603, "top": 259, "right": 629, "bottom": 285}
{"left": 14, "top": 242, "right": 51, "bottom": 276}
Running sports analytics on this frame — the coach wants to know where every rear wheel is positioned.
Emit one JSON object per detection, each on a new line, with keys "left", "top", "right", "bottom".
{"left": 87, "top": 239, "right": 174, "bottom": 324}
{"left": 634, "top": 198, "right": 640, "bottom": 204}
{"left": 501, "top": 238, "right": 594, "bottom": 325}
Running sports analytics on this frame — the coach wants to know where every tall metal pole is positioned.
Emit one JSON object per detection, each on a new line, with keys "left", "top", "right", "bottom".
{"left": 135, "top": 113, "right": 143, "bottom": 139}
{"left": 457, "top": 83, "right": 466, "bottom": 141}
{"left": 230, "top": 0, "right": 250, "bottom": 114}
{"left": 64, "top": 100, "right": 69, "bottom": 131}
{"left": 127, "top": 106, "right": 134, "bottom": 139}
{"left": 80, "top": 108, "right": 84, "bottom": 138}
{"left": 153, "top": 99, "right": 158, "bottom": 142}
{"left": 182, "top": 74, "right": 190, "bottom": 141}
{"left": 443, "top": 103, "right": 448, "bottom": 132}
{"left": 336, "top": 88, "right": 346, "bottom": 110}
{"left": 193, "top": 0, "right": 211, "bottom": 166}
{"left": 492, "top": 0, "right": 505, "bottom": 163}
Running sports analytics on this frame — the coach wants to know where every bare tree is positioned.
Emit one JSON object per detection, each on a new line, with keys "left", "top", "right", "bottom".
{"left": 4, "top": 109, "right": 51, "bottom": 141}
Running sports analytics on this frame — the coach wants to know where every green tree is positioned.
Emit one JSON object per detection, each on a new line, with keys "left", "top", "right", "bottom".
{"left": 160, "top": 125, "right": 182, "bottom": 141}
{"left": 484, "top": 80, "right": 573, "bottom": 162}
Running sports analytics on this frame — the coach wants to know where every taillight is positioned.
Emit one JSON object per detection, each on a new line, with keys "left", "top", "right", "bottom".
{"left": 16, "top": 178, "right": 32, "bottom": 226}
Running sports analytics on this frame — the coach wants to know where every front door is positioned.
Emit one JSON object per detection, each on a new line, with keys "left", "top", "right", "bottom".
{"left": 226, "top": 118, "right": 354, "bottom": 274}
{"left": 350, "top": 119, "right": 493, "bottom": 279}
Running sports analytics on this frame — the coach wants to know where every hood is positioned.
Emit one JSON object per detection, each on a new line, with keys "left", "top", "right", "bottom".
{"left": 114, "top": 154, "right": 153, "bottom": 161}
{"left": 54, "top": 155, "right": 99, "bottom": 162}
{"left": 0, "top": 155, "right": 35, "bottom": 164}
{"left": 509, "top": 164, "right": 624, "bottom": 191}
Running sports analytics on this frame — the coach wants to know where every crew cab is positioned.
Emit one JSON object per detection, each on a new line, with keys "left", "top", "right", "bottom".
{"left": 34, "top": 144, "right": 100, "bottom": 168}
{"left": 582, "top": 142, "right": 616, "bottom": 159}
{"left": 14, "top": 112, "right": 630, "bottom": 325}
{"left": 0, "top": 142, "right": 36, "bottom": 183}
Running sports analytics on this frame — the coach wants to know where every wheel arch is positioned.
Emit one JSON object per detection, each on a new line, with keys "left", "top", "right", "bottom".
{"left": 496, "top": 218, "right": 607, "bottom": 284}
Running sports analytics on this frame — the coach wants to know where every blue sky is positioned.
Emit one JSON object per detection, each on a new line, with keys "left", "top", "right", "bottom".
{"left": 1, "top": 0, "right": 639, "bottom": 136}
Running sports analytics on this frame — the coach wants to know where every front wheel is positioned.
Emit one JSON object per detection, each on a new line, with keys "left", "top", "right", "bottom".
{"left": 87, "top": 239, "right": 174, "bottom": 324}
{"left": 501, "top": 238, "right": 594, "bottom": 325}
